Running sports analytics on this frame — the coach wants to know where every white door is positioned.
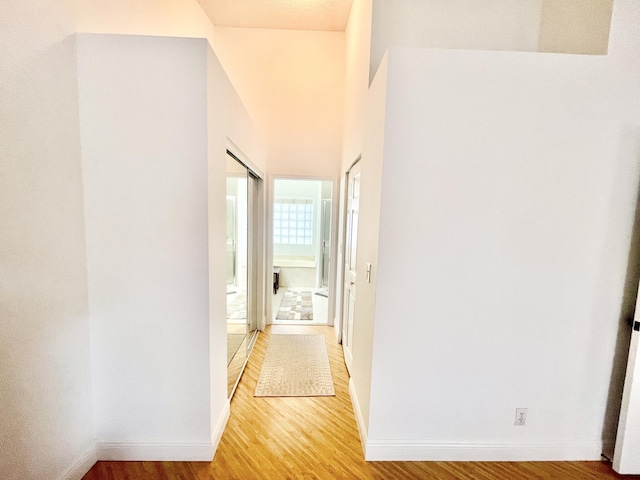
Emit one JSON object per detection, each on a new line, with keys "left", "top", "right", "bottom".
{"left": 614, "top": 296, "right": 640, "bottom": 474}
{"left": 343, "top": 161, "right": 361, "bottom": 375}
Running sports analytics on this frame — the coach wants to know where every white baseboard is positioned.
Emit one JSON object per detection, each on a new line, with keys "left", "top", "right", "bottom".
{"left": 95, "top": 404, "right": 230, "bottom": 462}
{"left": 348, "top": 378, "right": 368, "bottom": 458}
{"left": 59, "top": 445, "right": 97, "bottom": 480}
{"left": 364, "top": 440, "right": 605, "bottom": 462}
{"left": 211, "top": 400, "right": 231, "bottom": 455}
{"left": 96, "top": 442, "right": 213, "bottom": 461}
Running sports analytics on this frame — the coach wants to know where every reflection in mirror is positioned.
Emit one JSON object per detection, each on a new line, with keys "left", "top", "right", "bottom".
{"left": 226, "top": 156, "right": 248, "bottom": 397}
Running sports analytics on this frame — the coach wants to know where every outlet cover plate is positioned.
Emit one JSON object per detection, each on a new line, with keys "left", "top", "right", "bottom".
{"left": 515, "top": 408, "right": 527, "bottom": 426}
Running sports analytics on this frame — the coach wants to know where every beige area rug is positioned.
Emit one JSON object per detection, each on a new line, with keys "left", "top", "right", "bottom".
{"left": 254, "top": 334, "right": 335, "bottom": 397}
{"left": 227, "top": 333, "right": 245, "bottom": 365}
{"left": 276, "top": 289, "right": 313, "bottom": 320}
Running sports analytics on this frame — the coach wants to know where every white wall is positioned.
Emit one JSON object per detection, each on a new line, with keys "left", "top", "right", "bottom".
{"left": 78, "top": 34, "right": 213, "bottom": 459}
{"left": 349, "top": 55, "right": 389, "bottom": 437}
{"left": 360, "top": 0, "right": 640, "bottom": 461}
{"left": 343, "top": 0, "right": 373, "bottom": 169}
{"left": 0, "top": 1, "right": 95, "bottom": 479}
{"left": 76, "top": 32, "right": 265, "bottom": 463}
{"left": 370, "top": 0, "right": 543, "bottom": 82}
{"left": 213, "top": 27, "right": 345, "bottom": 177}
{"left": 76, "top": 0, "right": 216, "bottom": 46}
{"left": 335, "top": 0, "right": 373, "bottom": 335}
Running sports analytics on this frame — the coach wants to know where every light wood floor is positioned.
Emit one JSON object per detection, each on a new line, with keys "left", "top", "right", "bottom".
{"left": 84, "top": 325, "right": 636, "bottom": 479}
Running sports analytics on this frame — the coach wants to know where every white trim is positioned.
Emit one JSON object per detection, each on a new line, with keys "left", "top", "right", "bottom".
{"left": 349, "top": 378, "right": 368, "bottom": 458}
{"left": 96, "top": 442, "right": 214, "bottom": 461}
{"left": 226, "top": 139, "right": 263, "bottom": 180}
{"left": 338, "top": 158, "right": 360, "bottom": 344}
{"left": 364, "top": 440, "right": 604, "bottom": 462}
{"left": 212, "top": 400, "right": 231, "bottom": 454}
{"left": 58, "top": 445, "right": 97, "bottom": 480}
{"left": 93, "top": 402, "right": 230, "bottom": 463}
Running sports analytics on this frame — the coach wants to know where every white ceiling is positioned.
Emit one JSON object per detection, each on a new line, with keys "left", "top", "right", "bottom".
{"left": 198, "top": 0, "right": 354, "bottom": 32}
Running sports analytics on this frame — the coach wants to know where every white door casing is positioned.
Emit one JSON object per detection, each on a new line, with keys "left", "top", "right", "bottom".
{"left": 614, "top": 292, "right": 640, "bottom": 474}
{"left": 343, "top": 161, "right": 361, "bottom": 375}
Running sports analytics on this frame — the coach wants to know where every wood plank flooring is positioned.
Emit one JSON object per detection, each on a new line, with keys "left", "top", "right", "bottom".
{"left": 84, "top": 325, "right": 637, "bottom": 479}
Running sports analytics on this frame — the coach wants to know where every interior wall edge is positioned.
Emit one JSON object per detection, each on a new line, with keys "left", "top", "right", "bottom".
{"left": 349, "top": 378, "right": 369, "bottom": 459}
{"left": 57, "top": 445, "right": 97, "bottom": 480}
{"left": 211, "top": 400, "right": 231, "bottom": 458}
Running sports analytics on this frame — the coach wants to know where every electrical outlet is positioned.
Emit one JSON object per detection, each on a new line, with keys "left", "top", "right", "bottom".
{"left": 515, "top": 408, "right": 527, "bottom": 426}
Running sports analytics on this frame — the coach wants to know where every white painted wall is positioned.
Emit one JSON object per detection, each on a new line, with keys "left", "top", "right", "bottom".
{"left": 0, "top": 1, "right": 95, "bottom": 479}
{"left": 76, "top": 0, "right": 215, "bottom": 46}
{"left": 370, "top": 0, "right": 543, "bottom": 82}
{"left": 77, "top": 33, "right": 265, "bottom": 461}
{"left": 350, "top": 54, "right": 389, "bottom": 437}
{"left": 213, "top": 27, "right": 345, "bottom": 177}
{"left": 78, "top": 34, "right": 212, "bottom": 459}
{"left": 359, "top": 0, "right": 640, "bottom": 461}
{"left": 335, "top": 0, "right": 373, "bottom": 335}
{"left": 343, "top": 0, "right": 373, "bottom": 169}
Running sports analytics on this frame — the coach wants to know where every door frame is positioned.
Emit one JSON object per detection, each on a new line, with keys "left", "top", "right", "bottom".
{"left": 226, "top": 141, "right": 266, "bottom": 333}
{"left": 266, "top": 174, "right": 339, "bottom": 326}
{"left": 613, "top": 311, "right": 640, "bottom": 473}
{"left": 339, "top": 158, "right": 361, "bottom": 374}
{"left": 321, "top": 199, "right": 332, "bottom": 287}
{"left": 336, "top": 157, "right": 361, "bottom": 345}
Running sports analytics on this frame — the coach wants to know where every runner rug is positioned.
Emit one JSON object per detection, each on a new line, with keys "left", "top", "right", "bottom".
{"left": 254, "top": 334, "right": 335, "bottom": 397}
{"left": 275, "top": 289, "right": 313, "bottom": 320}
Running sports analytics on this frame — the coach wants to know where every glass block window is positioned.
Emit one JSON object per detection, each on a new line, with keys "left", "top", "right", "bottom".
{"left": 274, "top": 198, "right": 314, "bottom": 245}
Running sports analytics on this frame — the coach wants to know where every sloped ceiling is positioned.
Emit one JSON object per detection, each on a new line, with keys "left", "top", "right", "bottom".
{"left": 198, "top": 0, "right": 354, "bottom": 32}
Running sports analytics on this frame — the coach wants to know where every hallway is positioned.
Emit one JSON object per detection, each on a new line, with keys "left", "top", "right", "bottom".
{"left": 83, "top": 325, "right": 632, "bottom": 479}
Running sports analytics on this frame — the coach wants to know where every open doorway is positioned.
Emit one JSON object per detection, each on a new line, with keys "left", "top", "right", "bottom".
{"left": 271, "top": 178, "right": 333, "bottom": 325}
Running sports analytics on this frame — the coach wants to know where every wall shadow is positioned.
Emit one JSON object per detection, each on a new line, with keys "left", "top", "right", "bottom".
{"left": 601, "top": 128, "right": 640, "bottom": 458}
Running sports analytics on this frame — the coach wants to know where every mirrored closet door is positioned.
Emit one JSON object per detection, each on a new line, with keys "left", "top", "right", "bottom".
{"left": 226, "top": 153, "right": 260, "bottom": 397}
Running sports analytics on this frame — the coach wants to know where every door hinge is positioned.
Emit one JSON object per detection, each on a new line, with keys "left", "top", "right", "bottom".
{"left": 626, "top": 318, "right": 640, "bottom": 331}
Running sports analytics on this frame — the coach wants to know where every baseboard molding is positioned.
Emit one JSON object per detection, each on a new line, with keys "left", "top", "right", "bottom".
{"left": 59, "top": 445, "right": 97, "bottom": 480}
{"left": 348, "top": 378, "right": 368, "bottom": 458}
{"left": 364, "top": 440, "right": 605, "bottom": 462}
{"left": 97, "top": 442, "right": 213, "bottom": 461}
{"left": 212, "top": 400, "right": 231, "bottom": 456}
{"left": 95, "top": 403, "right": 230, "bottom": 462}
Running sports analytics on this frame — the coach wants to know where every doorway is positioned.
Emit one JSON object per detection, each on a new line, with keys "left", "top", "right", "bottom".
{"left": 271, "top": 178, "right": 334, "bottom": 325}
